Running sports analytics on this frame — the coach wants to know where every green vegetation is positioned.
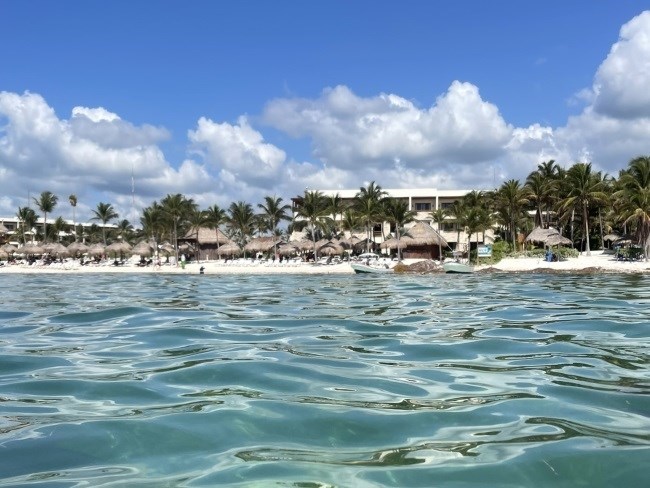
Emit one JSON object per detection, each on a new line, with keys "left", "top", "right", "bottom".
{"left": 8, "top": 156, "right": 650, "bottom": 263}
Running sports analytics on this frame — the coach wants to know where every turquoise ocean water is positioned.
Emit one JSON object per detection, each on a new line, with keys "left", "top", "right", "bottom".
{"left": 0, "top": 272, "right": 648, "bottom": 487}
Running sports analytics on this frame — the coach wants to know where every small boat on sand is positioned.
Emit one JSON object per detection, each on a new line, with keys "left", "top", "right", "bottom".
{"left": 351, "top": 262, "right": 394, "bottom": 274}
{"left": 351, "top": 253, "right": 395, "bottom": 274}
{"left": 443, "top": 260, "right": 474, "bottom": 274}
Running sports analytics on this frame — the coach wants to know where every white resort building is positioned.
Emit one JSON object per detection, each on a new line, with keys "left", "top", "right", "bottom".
{"left": 292, "top": 188, "right": 496, "bottom": 258}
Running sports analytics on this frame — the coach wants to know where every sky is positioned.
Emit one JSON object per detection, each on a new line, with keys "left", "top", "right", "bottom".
{"left": 1, "top": 1, "right": 649, "bottom": 224}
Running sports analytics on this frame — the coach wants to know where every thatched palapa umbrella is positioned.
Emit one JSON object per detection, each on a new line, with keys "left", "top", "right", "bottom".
{"left": 20, "top": 243, "right": 45, "bottom": 255}
{"left": 217, "top": 242, "right": 242, "bottom": 257}
{"left": 44, "top": 242, "right": 70, "bottom": 257}
{"left": 277, "top": 242, "right": 299, "bottom": 256}
{"left": 319, "top": 241, "right": 344, "bottom": 256}
{"left": 0, "top": 249, "right": 8, "bottom": 260}
{"left": 67, "top": 242, "right": 89, "bottom": 256}
{"left": 132, "top": 240, "right": 154, "bottom": 257}
{"left": 244, "top": 237, "right": 283, "bottom": 255}
{"left": 88, "top": 243, "right": 106, "bottom": 257}
{"left": 1, "top": 243, "right": 17, "bottom": 253}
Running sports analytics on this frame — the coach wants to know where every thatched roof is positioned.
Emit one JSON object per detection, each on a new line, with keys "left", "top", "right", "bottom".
{"left": 183, "top": 227, "right": 232, "bottom": 245}
{"left": 381, "top": 236, "right": 414, "bottom": 249}
{"left": 44, "top": 242, "right": 69, "bottom": 256}
{"left": 88, "top": 243, "right": 106, "bottom": 256}
{"left": 404, "top": 221, "right": 448, "bottom": 246}
{"left": 603, "top": 233, "right": 620, "bottom": 242}
{"left": 545, "top": 234, "right": 572, "bottom": 246}
{"left": 244, "top": 236, "right": 283, "bottom": 252}
{"left": 0, "top": 222, "right": 8, "bottom": 234}
{"left": 67, "top": 242, "right": 89, "bottom": 254}
{"left": 217, "top": 242, "right": 242, "bottom": 256}
{"left": 319, "top": 241, "right": 344, "bottom": 255}
{"left": 277, "top": 243, "right": 299, "bottom": 256}
{"left": 525, "top": 227, "right": 571, "bottom": 246}
{"left": 132, "top": 240, "right": 154, "bottom": 256}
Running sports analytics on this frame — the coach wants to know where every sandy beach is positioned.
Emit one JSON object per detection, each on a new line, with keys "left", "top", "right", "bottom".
{"left": 1, "top": 250, "right": 649, "bottom": 275}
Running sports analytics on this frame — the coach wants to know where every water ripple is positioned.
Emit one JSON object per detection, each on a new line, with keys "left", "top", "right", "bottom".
{"left": 0, "top": 273, "right": 648, "bottom": 486}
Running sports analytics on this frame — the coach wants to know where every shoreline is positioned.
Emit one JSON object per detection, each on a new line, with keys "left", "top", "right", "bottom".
{"left": 1, "top": 251, "right": 649, "bottom": 275}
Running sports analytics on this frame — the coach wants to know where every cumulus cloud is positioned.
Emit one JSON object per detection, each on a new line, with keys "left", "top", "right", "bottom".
{"left": 188, "top": 116, "right": 286, "bottom": 188}
{"left": 263, "top": 82, "right": 512, "bottom": 171}
{"left": 71, "top": 105, "right": 170, "bottom": 148}
{"left": 592, "top": 11, "right": 650, "bottom": 119}
{"left": 0, "top": 91, "right": 208, "bottom": 219}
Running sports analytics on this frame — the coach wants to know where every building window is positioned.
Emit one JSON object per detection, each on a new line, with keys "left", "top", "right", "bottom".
{"left": 415, "top": 202, "right": 431, "bottom": 211}
{"left": 441, "top": 202, "right": 456, "bottom": 209}
{"left": 441, "top": 222, "right": 456, "bottom": 232}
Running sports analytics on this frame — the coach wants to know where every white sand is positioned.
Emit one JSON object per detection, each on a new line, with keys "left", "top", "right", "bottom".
{"left": 1, "top": 251, "right": 648, "bottom": 275}
{"left": 476, "top": 250, "right": 650, "bottom": 273}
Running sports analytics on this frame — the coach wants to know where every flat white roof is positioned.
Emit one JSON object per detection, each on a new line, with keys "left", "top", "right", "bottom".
{"left": 317, "top": 188, "right": 471, "bottom": 199}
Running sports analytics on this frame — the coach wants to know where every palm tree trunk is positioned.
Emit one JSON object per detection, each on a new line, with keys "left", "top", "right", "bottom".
{"left": 583, "top": 205, "right": 591, "bottom": 256}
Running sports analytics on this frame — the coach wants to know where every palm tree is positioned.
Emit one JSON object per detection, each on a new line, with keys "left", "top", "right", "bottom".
{"left": 614, "top": 156, "right": 650, "bottom": 260}
{"left": 525, "top": 172, "right": 550, "bottom": 228}
{"left": 51, "top": 216, "right": 68, "bottom": 243}
{"left": 68, "top": 194, "right": 78, "bottom": 241}
{"left": 227, "top": 201, "right": 256, "bottom": 249}
{"left": 429, "top": 208, "right": 448, "bottom": 260}
{"left": 91, "top": 202, "right": 119, "bottom": 245}
{"left": 382, "top": 198, "right": 417, "bottom": 261}
{"left": 340, "top": 208, "right": 362, "bottom": 236}
{"left": 16, "top": 206, "right": 37, "bottom": 244}
{"left": 327, "top": 193, "right": 345, "bottom": 237}
{"left": 294, "top": 190, "right": 331, "bottom": 260}
{"left": 33, "top": 191, "right": 58, "bottom": 243}
{"left": 205, "top": 204, "right": 227, "bottom": 257}
{"left": 116, "top": 219, "right": 134, "bottom": 242}
{"left": 559, "top": 163, "right": 607, "bottom": 255}
{"left": 536, "top": 160, "right": 560, "bottom": 227}
{"left": 494, "top": 179, "right": 529, "bottom": 252}
{"left": 258, "top": 195, "right": 291, "bottom": 257}
{"left": 140, "top": 202, "right": 164, "bottom": 253}
{"left": 160, "top": 194, "right": 197, "bottom": 264}
{"left": 354, "top": 181, "right": 387, "bottom": 252}
{"left": 187, "top": 209, "right": 209, "bottom": 261}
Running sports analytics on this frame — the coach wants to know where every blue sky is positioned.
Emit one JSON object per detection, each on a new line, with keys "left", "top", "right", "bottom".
{"left": 1, "top": 1, "right": 649, "bottom": 223}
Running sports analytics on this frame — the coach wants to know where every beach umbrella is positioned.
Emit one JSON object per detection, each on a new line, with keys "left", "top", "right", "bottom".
{"left": 319, "top": 241, "right": 344, "bottom": 256}
{"left": 545, "top": 234, "right": 572, "bottom": 246}
{"left": 105, "top": 241, "right": 132, "bottom": 259}
{"left": 159, "top": 242, "right": 175, "bottom": 255}
{"left": 525, "top": 227, "right": 559, "bottom": 244}
{"left": 20, "top": 243, "right": 45, "bottom": 255}
{"left": 244, "top": 237, "right": 283, "bottom": 253}
{"left": 293, "top": 239, "right": 314, "bottom": 251}
{"left": 0, "top": 249, "right": 8, "bottom": 260}
{"left": 88, "top": 243, "right": 106, "bottom": 256}
{"left": 1, "top": 243, "right": 17, "bottom": 253}
{"left": 603, "top": 233, "right": 620, "bottom": 242}
{"left": 132, "top": 240, "right": 154, "bottom": 257}
{"left": 0, "top": 222, "right": 8, "bottom": 235}
{"left": 276, "top": 243, "right": 298, "bottom": 256}
{"left": 67, "top": 242, "right": 89, "bottom": 255}
{"left": 217, "top": 242, "right": 242, "bottom": 256}
{"left": 44, "top": 242, "right": 70, "bottom": 257}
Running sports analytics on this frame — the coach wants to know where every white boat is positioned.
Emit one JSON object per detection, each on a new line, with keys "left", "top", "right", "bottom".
{"left": 351, "top": 252, "right": 395, "bottom": 274}
{"left": 443, "top": 261, "right": 474, "bottom": 274}
{"left": 351, "top": 262, "right": 394, "bottom": 274}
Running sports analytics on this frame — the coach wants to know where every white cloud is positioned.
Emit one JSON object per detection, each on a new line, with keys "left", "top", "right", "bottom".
{"left": 188, "top": 116, "right": 286, "bottom": 187}
{"left": 263, "top": 82, "right": 512, "bottom": 171}
{"left": 0, "top": 91, "right": 210, "bottom": 220}
{"left": 592, "top": 10, "right": 650, "bottom": 119}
